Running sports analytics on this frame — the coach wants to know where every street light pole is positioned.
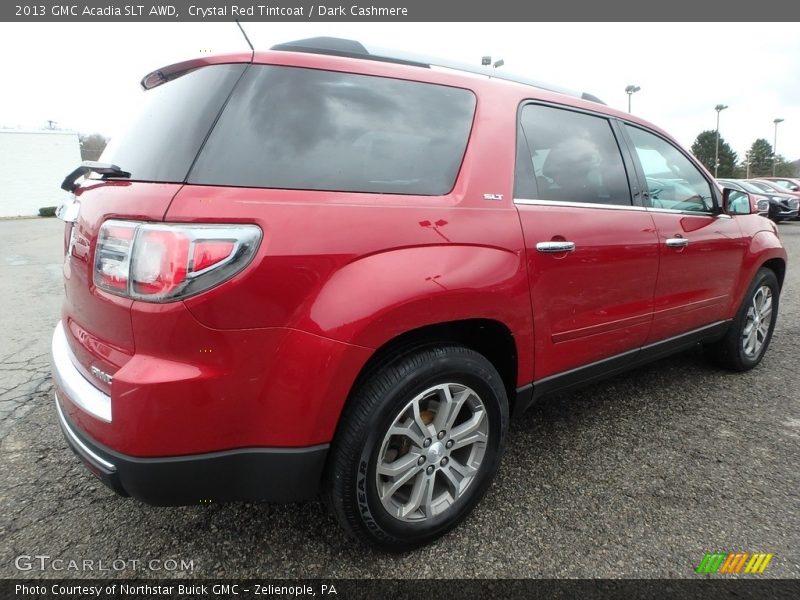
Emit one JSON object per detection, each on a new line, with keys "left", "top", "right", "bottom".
{"left": 773, "top": 118, "right": 784, "bottom": 176}
{"left": 625, "top": 85, "right": 640, "bottom": 113}
{"left": 714, "top": 104, "right": 728, "bottom": 178}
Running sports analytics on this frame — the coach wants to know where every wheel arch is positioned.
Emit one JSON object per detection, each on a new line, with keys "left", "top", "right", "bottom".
{"left": 761, "top": 256, "right": 786, "bottom": 290}
{"left": 342, "top": 318, "right": 520, "bottom": 423}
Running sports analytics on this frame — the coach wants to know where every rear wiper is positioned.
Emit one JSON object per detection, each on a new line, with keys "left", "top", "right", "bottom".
{"left": 61, "top": 161, "right": 131, "bottom": 192}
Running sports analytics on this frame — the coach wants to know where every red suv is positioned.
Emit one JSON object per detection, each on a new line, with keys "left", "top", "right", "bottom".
{"left": 52, "top": 38, "right": 787, "bottom": 550}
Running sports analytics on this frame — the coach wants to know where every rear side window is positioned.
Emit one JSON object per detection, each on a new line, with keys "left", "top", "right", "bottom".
{"left": 516, "top": 104, "right": 632, "bottom": 206}
{"left": 100, "top": 64, "right": 247, "bottom": 183}
{"left": 188, "top": 66, "right": 476, "bottom": 195}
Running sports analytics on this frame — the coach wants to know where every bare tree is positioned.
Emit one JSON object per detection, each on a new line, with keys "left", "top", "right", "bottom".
{"left": 79, "top": 133, "right": 109, "bottom": 161}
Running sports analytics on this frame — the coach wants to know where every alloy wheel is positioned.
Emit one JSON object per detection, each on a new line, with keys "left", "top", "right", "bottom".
{"left": 375, "top": 383, "right": 489, "bottom": 522}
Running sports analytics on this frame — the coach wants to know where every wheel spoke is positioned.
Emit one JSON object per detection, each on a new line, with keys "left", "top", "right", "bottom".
{"left": 440, "top": 464, "right": 462, "bottom": 498}
{"left": 745, "top": 329, "right": 757, "bottom": 355}
{"left": 431, "top": 385, "right": 464, "bottom": 432}
{"left": 752, "top": 291, "right": 762, "bottom": 313}
{"left": 377, "top": 451, "right": 421, "bottom": 478}
{"left": 388, "top": 421, "right": 425, "bottom": 448}
{"left": 401, "top": 473, "right": 433, "bottom": 518}
{"left": 412, "top": 399, "right": 436, "bottom": 438}
{"left": 758, "top": 294, "right": 772, "bottom": 319}
{"left": 449, "top": 408, "right": 487, "bottom": 450}
{"left": 447, "top": 457, "right": 478, "bottom": 480}
{"left": 382, "top": 464, "right": 423, "bottom": 500}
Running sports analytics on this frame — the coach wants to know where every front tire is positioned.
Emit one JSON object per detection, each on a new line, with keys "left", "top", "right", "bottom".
{"left": 324, "top": 345, "right": 509, "bottom": 551}
{"left": 706, "top": 268, "right": 779, "bottom": 371}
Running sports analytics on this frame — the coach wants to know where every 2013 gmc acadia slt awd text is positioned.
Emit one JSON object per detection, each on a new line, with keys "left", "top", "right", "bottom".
{"left": 51, "top": 38, "right": 787, "bottom": 550}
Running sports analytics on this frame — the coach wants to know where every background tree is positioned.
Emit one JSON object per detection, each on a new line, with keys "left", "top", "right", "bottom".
{"left": 745, "top": 138, "right": 774, "bottom": 177}
{"left": 773, "top": 156, "right": 796, "bottom": 177}
{"left": 79, "top": 133, "right": 108, "bottom": 161}
{"left": 691, "top": 130, "right": 737, "bottom": 178}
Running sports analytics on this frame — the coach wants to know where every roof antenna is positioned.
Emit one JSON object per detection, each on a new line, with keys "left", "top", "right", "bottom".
{"left": 235, "top": 20, "right": 254, "bottom": 60}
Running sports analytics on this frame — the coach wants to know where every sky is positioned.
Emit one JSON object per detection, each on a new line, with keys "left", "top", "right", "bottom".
{"left": 1, "top": 22, "right": 798, "bottom": 162}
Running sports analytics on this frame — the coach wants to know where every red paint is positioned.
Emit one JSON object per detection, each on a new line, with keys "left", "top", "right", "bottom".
{"left": 55, "top": 50, "right": 787, "bottom": 460}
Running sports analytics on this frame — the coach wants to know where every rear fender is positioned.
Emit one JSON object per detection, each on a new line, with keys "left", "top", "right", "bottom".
{"left": 296, "top": 244, "right": 534, "bottom": 387}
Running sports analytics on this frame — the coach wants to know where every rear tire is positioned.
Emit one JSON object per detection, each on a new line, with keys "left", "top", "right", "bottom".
{"left": 706, "top": 268, "right": 779, "bottom": 371}
{"left": 324, "top": 345, "right": 508, "bottom": 551}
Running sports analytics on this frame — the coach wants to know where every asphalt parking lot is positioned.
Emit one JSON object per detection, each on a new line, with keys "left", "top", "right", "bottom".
{"left": 0, "top": 217, "right": 798, "bottom": 579}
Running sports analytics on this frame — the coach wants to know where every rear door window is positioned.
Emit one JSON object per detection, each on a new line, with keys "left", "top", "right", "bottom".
{"left": 188, "top": 65, "right": 476, "bottom": 195}
{"left": 516, "top": 104, "right": 633, "bottom": 206}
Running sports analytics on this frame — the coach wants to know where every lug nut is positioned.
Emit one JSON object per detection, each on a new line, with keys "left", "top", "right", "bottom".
{"left": 445, "top": 440, "right": 454, "bottom": 449}
{"left": 440, "top": 457, "right": 448, "bottom": 467}
{"left": 423, "top": 438, "right": 432, "bottom": 448}
{"left": 426, "top": 465, "right": 435, "bottom": 475}
{"left": 437, "top": 430, "right": 446, "bottom": 440}
{"left": 417, "top": 456, "right": 426, "bottom": 466}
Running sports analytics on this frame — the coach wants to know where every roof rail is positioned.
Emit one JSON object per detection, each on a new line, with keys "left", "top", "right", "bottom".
{"left": 269, "top": 37, "right": 605, "bottom": 105}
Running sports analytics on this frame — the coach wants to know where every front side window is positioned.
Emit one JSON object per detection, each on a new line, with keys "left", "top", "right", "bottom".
{"left": 189, "top": 66, "right": 476, "bottom": 195}
{"left": 516, "top": 104, "right": 632, "bottom": 206}
{"left": 625, "top": 125, "right": 715, "bottom": 213}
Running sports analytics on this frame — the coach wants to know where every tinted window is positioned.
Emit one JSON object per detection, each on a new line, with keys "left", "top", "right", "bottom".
{"left": 625, "top": 125, "right": 715, "bottom": 213}
{"left": 100, "top": 64, "right": 246, "bottom": 182}
{"left": 516, "top": 104, "right": 632, "bottom": 205}
{"left": 188, "top": 66, "right": 476, "bottom": 195}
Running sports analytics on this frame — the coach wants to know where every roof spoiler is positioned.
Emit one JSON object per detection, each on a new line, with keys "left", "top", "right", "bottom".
{"left": 61, "top": 161, "right": 130, "bottom": 192}
{"left": 270, "top": 37, "right": 605, "bottom": 105}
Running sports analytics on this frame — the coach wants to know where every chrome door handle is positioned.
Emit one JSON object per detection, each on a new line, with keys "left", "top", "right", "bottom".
{"left": 536, "top": 241, "right": 576, "bottom": 253}
{"left": 665, "top": 237, "right": 689, "bottom": 248}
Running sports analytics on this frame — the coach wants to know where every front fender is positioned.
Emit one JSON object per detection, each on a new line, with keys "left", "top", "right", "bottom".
{"left": 295, "top": 244, "right": 533, "bottom": 377}
{"left": 728, "top": 227, "right": 787, "bottom": 315}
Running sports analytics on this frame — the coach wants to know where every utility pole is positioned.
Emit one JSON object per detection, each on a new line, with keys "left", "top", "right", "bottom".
{"left": 714, "top": 104, "right": 728, "bottom": 178}
{"left": 773, "top": 118, "right": 784, "bottom": 176}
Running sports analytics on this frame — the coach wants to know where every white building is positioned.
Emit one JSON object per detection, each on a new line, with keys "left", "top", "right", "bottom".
{"left": 0, "top": 129, "right": 81, "bottom": 217}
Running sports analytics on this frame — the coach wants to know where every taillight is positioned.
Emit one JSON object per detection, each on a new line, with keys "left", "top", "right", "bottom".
{"left": 94, "top": 221, "right": 262, "bottom": 302}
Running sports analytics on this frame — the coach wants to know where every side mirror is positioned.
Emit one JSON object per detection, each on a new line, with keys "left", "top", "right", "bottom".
{"left": 722, "top": 188, "right": 763, "bottom": 216}
{"left": 754, "top": 196, "right": 770, "bottom": 216}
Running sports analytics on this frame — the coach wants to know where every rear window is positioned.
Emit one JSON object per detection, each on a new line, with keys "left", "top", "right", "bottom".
{"left": 187, "top": 65, "right": 476, "bottom": 195}
{"left": 100, "top": 64, "right": 247, "bottom": 183}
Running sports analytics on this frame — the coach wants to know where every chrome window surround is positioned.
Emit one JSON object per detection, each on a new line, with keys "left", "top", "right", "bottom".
{"left": 513, "top": 198, "right": 723, "bottom": 217}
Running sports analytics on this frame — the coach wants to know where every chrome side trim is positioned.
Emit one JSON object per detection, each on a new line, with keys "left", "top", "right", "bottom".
{"left": 514, "top": 198, "right": 647, "bottom": 212}
{"left": 513, "top": 197, "right": 723, "bottom": 218}
{"left": 51, "top": 321, "right": 112, "bottom": 422}
{"left": 646, "top": 206, "right": 716, "bottom": 216}
{"left": 55, "top": 394, "right": 116, "bottom": 473}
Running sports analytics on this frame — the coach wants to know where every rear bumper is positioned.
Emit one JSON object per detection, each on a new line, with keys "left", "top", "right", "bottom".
{"left": 51, "top": 322, "right": 112, "bottom": 422}
{"left": 55, "top": 394, "right": 328, "bottom": 505}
